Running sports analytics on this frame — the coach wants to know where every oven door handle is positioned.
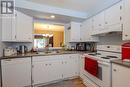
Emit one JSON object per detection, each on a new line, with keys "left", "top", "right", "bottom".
{"left": 98, "top": 61, "right": 110, "bottom": 66}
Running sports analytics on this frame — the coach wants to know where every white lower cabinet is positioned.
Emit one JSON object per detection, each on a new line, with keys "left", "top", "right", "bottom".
{"left": 1, "top": 58, "right": 31, "bottom": 87}
{"left": 32, "top": 54, "right": 79, "bottom": 86}
{"left": 61, "top": 54, "right": 79, "bottom": 78}
{"left": 112, "top": 63, "right": 130, "bottom": 87}
{"left": 32, "top": 55, "right": 62, "bottom": 85}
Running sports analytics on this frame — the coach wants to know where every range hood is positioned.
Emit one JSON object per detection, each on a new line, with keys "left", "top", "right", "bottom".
{"left": 92, "top": 24, "right": 122, "bottom": 36}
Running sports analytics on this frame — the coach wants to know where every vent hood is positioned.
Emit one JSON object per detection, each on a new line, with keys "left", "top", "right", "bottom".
{"left": 92, "top": 24, "right": 122, "bottom": 36}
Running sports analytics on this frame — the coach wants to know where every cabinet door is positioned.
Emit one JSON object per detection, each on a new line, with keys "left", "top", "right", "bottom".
{"left": 104, "top": 1, "right": 123, "bottom": 28}
{"left": 61, "top": 54, "right": 79, "bottom": 78}
{"left": 32, "top": 56, "right": 62, "bottom": 85}
{"left": 93, "top": 11, "right": 105, "bottom": 32}
{"left": 16, "top": 11, "right": 33, "bottom": 42}
{"left": 2, "top": 14, "right": 15, "bottom": 41}
{"left": 112, "top": 64, "right": 130, "bottom": 87}
{"left": 81, "top": 18, "right": 99, "bottom": 42}
{"left": 70, "top": 22, "right": 81, "bottom": 42}
{"left": 1, "top": 58, "right": 31, "bottom": 87}
{"left": 123, "top": 0, "right": 130, "bottom": 40}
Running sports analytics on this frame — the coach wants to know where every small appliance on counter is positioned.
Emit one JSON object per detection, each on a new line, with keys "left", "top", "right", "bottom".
{"left": 3, "top": 47, "right": 17, "bottom": 56}
{"left": 122, "top": 43, "right": 130, "bottom": 60}
{"left": 76, "top": 43, "right": 86, "bottom": 51}
{"left": 76, "top": 42, "right": 97, "bottom": 52}
{"left": 18, "top": 45, "right": 28, "bottom": 54}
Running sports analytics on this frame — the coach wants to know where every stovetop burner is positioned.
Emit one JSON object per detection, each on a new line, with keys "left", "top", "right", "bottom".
{"left": 101, "top": 56, "right": 118, "bottom": 59}
{"left": 106, "top": 56, "right": 118, "bottom": 58}
{"left": 101, "top": 57, "right": 110, "bottom": 59}
{"left": 88, "top": 53, "right": 101, "bottom": 56}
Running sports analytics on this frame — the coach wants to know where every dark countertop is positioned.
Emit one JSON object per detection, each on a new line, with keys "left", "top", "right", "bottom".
{"left": 112, "top": 59, "right": 130, "bottom": 68}
{"left": 0, "top": 51, "right": 92, "bottom": 60}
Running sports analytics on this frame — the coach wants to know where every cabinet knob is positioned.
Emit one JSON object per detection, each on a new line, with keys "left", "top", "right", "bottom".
{"left": 99, "top": 24, "right": 101, "bottom": 26}
{"left": 113, "top": 69, "right": 117, "bottom": 72}
{"left": 49, "top": 64, "right": 51, "bottom": 66}
{"left": 125, "top": 35, "right": 128, "bottom": 37}
{"left": 45, "top": 64, "right": 48, "bottom": 66}
{"left": 105, "top": 22, "right": 108, "bottom": 24}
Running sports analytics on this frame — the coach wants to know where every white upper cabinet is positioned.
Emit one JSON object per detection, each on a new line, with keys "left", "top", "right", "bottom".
{"left": 80, "top": 18, "right": 99, "bottom": 42}
{"left": 123, "top": 0, "right": 130, "bottom": 40}
{"left": 91, "top": 1, "right": 123, "bottom": 35}
{"left": 93, "top": 11, "right": 105, "bottom": 32}
{"left": 16, "top": 11, "right": 33, "bottom": 42}
{"left": 2, "top": 14, "right": 16, "bottom": 41}
{"left": 2, "top": 10, "right": 33, "bottom": 42}
{"left": 93, "top": 11, "right": 105, "bottom": 34}
{"left": 70, "top": 22, "right": 81, "bottom": 42}
{"left": 104, "top": 1, "right": 123, "bottom": 30}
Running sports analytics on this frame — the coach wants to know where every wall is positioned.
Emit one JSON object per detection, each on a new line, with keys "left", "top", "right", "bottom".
{"left": 97, "top": 33, "right": 123, "bottom": 52}
{"left": 34, "top": 29, "right": 64, "bottom": 47}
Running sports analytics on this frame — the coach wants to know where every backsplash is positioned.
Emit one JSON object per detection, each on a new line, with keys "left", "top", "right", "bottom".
{"left": 97, "top": 45, "right": 121, "bottom": 52}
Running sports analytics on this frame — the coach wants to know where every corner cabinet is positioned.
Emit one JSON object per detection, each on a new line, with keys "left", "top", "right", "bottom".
{"left": 112, "top": 63, "right": 130, "bottom": 87}
{"left": 80, "top": 18, "right": 99, "bottom": 42}
{"left": 1, "top": 58, "right": 32, "bottom": 87}
{"left": 2, "top": 10, "right": 33, "bottom": 42}
{"left": 32, "top": 54, "right": 79, "bottom": 86}
{"left": 123, "top": 0, "right": 130, "bottom": 40}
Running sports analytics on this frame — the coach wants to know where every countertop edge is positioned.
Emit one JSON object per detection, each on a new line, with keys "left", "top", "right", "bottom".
{"left": 112, "top": 59, "right": 130, "bottom": 68}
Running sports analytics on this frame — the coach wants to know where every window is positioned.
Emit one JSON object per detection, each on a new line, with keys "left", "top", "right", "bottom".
{"left": 34, "top": 34, "right": 53, "bottom": 49}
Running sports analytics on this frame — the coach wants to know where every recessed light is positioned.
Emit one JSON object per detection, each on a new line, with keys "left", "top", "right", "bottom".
{"left": 50, "top": 15, "right": 55, "bottom": 19}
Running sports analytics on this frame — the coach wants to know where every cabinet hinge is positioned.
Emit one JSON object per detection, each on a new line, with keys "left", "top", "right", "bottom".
{"left": 120, "top": 16, "right": 122, "bottom": 20}
{"left": 32, "top": 65, "right": 34, "bottom": 68}
{"left": 15, "top": 35, "right": 16, "bottom": 39}
{"left": 120, "top": 6, "right": 122, "bottom": 10}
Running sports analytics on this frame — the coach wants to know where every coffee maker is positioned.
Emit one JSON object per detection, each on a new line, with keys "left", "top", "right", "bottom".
{"left": 18, "top": 45, "right": 28, "bottom": 54}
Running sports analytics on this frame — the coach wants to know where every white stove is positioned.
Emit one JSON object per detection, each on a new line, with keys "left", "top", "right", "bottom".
{"left": 82, "top": 51, "right": 121, "bottom": 87}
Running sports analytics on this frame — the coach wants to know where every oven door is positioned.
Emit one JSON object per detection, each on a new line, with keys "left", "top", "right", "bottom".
{"left": 98, "top": 61, "right": 111, "bottom": 87}
{"left": 83, "top": 61, "right": 103, "bottom": 87}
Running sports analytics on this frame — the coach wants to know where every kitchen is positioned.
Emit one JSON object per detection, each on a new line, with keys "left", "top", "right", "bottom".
{"left": 0, "top": 0, "right": 130, "bottom": 87}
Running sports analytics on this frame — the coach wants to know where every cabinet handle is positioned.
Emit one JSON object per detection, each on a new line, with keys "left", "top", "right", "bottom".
{"left": 45, "top": 64, "right": 48, "bottom": 66}
{"left": 125, "top": 35, "right": 128, "bottom": 37}
{"left": 15, "top": 13, "right": 17, "bottom": 17}
{"left": 5, "top": 59, "right": 12, "bottom": 61}
{"left": 113, "top": 69, "right": 117, "bottom": 72}
{"left": 99, "top": 24, "right": 101, "bottom": 26}
{"left": 49, "top": 64, "right": 51, "bottom": 66}
{"left": 15, "top": 35, "right": 17, "bottom": 39}
{"left": 105, "top": 22, "right": 108, "bottom": 24}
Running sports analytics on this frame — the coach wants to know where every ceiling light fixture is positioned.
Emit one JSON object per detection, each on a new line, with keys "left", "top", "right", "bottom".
{"left": 50, "top": 15, "right": 55, "bottom": 19}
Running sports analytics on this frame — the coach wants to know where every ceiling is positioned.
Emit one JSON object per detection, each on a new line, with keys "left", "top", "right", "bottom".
{"left": 17, "top": 8, "right": 85, "bottom": 23}
{"left": 16, "top": 0, "right": 121, "bottom": 23}
{"left": 27, "top": 0, "right": 121, "bottom": 13}
{"left": 27, "top": 0, "right": 99, "bottom": 13}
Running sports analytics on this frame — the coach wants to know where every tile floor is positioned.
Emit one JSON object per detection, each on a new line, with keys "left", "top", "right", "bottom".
{"left": 39, "top": 79, "right": 86, "bottom": 87}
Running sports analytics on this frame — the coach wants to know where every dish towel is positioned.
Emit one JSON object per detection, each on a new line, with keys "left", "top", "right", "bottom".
{"left": 84, "top": 57, "right": 98, "bottom": 77}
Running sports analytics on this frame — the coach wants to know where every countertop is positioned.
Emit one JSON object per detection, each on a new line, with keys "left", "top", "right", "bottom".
{"left": 0, "top": 51, "right": 92, "bottom": 59}
{"left": 112, "top": 59, "right": 130, "bottom": 68}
